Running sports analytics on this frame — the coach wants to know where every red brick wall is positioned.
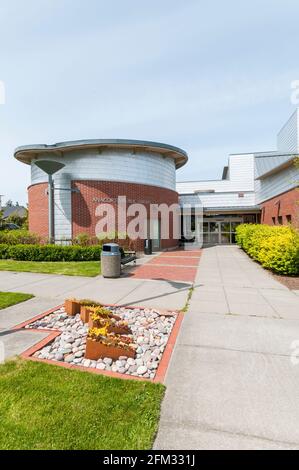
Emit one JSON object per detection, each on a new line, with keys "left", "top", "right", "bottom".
{"left": 28, "top": 183, "right": 48, "bottom": 238}
{"left": 72, "top": 180, "right": 180, "bottom": 250}
{"left": 261, "top": 187, "right": 299, "bottom": 227}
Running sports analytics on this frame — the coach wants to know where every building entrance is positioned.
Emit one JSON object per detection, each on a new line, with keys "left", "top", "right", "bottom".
{"left": 199, "top": 217, "right": 243, "bottom": 245}
{"left": 181, "top": 213, "right": 258, "bottom": 247}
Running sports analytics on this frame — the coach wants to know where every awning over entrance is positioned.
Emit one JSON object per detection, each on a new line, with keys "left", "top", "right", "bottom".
{"left": 181, "top": 212, "right": 261, "bottom": 246}
{"left": 203, "top": 206, "right": 261, "bottom": 214}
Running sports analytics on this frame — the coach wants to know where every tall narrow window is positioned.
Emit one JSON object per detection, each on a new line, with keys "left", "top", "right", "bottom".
{"left": 286, "top": 215, "right": 292, "bottom": 224}
{"left": 272, "top": 217, "right": 276, "bottom": 225}
{"left": 278, "top": 216, "right": 283, "bottom": 225}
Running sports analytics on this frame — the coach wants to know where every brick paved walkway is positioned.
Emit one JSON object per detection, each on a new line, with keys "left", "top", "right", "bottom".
{"left": 130, "top": 250, "right": 201, "bottom": 283}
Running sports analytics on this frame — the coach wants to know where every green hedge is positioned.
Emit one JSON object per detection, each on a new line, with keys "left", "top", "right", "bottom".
{"left": 236, "top": 224, "right": 299, "bottom": 275}
{"left": 0, "top": 244, "right": 102, "bottom": 262}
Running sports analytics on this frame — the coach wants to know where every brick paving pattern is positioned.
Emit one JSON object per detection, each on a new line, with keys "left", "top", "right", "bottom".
{"left": 130, "top": 250, "right": 201, "bottom": 282}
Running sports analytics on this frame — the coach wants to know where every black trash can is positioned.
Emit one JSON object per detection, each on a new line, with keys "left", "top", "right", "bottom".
{"left": 144, "top": 239, "right": 152, "bottom": 255}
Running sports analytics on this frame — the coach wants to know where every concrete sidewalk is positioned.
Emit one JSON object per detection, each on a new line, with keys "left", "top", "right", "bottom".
{"left": 0, "top": 270, "right": 190, "bottom": 311}
{"left": 155, "top": 245, "right": 299, "bottom": 450}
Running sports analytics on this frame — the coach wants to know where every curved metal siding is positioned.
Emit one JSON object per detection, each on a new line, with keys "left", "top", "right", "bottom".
{"left": 30, "top": 148, "right": 176, "bottom": 240}
{"left": 31, "top": 148, "right": 176, "bottom": 190}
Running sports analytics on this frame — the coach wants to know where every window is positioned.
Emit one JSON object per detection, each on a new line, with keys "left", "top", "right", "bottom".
{"left": 272, "top": 217, "right": 276, "bottom": 225}
{"left": 231, "top": 222, "right": 240, "bottom": 232}
{"left": 243, "top": 214, "right": 256, "bottom": 223}
{"left": 286, "top": 215, "right": 292, "bottom": 224}
{"left": 278, "top": 216, "right": 283, "bottom": 225}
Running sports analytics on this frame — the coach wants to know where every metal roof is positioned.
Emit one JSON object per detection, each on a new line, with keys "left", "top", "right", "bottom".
{"left": 14, "top": 139, "right": 188, "bottom": 170}
{"left": 255, "top": 153, "right": 296, "bottom": 180}
{"left": 2, "top": 206, "right": 27, "bottom": 219}
{"left": 179, "top": 194, "right": 202, "bottom": 204}
{"left": 179, "top": 194, "right": 260, "bottom": 213}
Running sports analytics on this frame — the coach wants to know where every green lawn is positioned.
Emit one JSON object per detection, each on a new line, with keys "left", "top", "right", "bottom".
{"left": 0, "top": 292, "right": 34, "bottom": 310}
{"left": 0, "top": 260, "right": 101, "bottom": 277}
{"left": 0, "top": 360, "right": 165, "bottom": 450}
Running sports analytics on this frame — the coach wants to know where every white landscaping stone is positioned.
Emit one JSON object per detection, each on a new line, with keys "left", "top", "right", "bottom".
{"left": 26, "top": 305, "right": 177, "bottom": 380}
{"left": 103, "top": 358, "right": 113, "bottom": 366}
{"left": 65, "top": 354, "right": 75, "bottom": 363}
{"left": 137, "top": 366, "right": 148, "bottom": 375}
{"left": 75, "top": 351, "right": 84, "bottom": 358}
{"left": 127, "top": 358, "right": 136, "bottom": 366}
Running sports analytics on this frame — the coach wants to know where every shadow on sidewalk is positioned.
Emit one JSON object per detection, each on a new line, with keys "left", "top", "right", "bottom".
{"left": 119, "top": 282, "right": 202, "bottom": 308}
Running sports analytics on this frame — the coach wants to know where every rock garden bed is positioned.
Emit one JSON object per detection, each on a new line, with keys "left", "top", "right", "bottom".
{"left": 24, "top": 305, "right": 177, "bottom": 380}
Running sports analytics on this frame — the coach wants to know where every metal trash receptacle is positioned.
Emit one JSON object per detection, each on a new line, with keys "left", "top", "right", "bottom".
{"left": 144, "top": 239, "right": 152, "bottom": 255}
{"left": 101, "top": 243, "right": 121, "bottom": 278}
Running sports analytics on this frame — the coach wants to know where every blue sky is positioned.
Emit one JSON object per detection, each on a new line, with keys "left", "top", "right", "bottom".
{"left": 0, "top": 0, "right": 299, "bottom": 204}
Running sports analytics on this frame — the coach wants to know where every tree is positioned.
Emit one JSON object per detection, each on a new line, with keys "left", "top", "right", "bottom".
{"left": 6, "top": 208, "right": 28, "bottom": 228}
{"left": 0, "top": 208, "right": 4, "bottom": 227}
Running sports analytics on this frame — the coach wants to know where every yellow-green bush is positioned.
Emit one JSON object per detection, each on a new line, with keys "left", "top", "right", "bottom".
{"left": 236, "top": 224, "right": 299, "bottom": 275}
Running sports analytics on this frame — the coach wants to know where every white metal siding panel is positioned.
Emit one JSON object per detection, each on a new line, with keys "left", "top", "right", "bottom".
{"left": 54, "top": 175, "right": 72, "bottom": 240}
{"left": 179, "top": 192, "right": 255, "bottom": 208}
{"left": 255, "top": 154, "right": 294, "bottom": 178}
{"left": 254, "top": 159, "right": 261, "bottom": 205}
{"left": 31, "top": 149, "right": 176, "bottom": 191}
{"left": 228, "top": 154, "right": 255, "bottom": 191}
{"left": 256, "top": 164, "right": 299, "bottom": 203}
{"left": 196, "top": 192, "right": 255, "bottom": 208}
{"left": 176, "top": 180, "right": 232, "bottom": 194}
{"left": 277, "top": 109, "right": 299, "bottom": 152}
{"left": 177, "top": 154, "right": 254, "bottom": 195}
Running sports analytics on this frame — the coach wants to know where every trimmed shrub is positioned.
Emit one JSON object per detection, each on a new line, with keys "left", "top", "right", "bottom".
{"left": 0, "top": 244, "right": 102, "bottom": 262}
{"left": 235, "top": 224, "right": 299, "bottom": 275}
{"left": 0, "top": 230, "right": 103, "bottom": 247}
{"left": 72, "top": 233, "right": 100, "bottom": 246}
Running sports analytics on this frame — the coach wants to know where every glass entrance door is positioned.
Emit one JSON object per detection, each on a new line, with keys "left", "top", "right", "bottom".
{"left": 209, "top": 222, "right": 220, "bottom": 244}
{"left": 219, "top": 221, "right": 231, "bottom": 244}
{"left": 199, "top": 217, "right": 243, "bottom": 245}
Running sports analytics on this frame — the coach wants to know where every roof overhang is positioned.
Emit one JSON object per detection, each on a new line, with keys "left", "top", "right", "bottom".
{"left": 14, "top": 139, "right": 188, "bottom": 170}
{"left": 203, "top": 206, "right": 261, "bottom": 214}
{"left": 256, "top": 156, "right": 297, "bottom": 180}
